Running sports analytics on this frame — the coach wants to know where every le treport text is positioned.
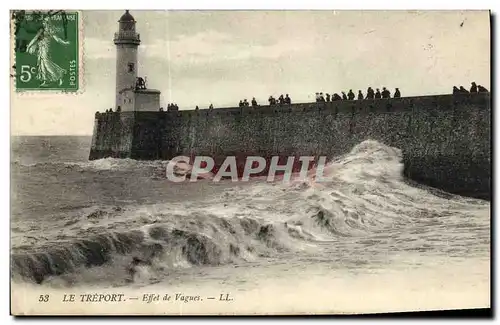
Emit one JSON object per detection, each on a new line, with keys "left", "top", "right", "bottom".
{"left": 53, "top": 293, "right": 233, "bottom": 303}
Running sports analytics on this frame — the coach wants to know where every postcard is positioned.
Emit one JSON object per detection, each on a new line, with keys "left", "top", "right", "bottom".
{"left": 10, "top": 9, "right": 491, "bottom": 315}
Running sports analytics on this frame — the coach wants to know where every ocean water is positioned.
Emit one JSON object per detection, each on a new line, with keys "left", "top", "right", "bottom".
{"left": 10, "top": 136, "right": 491, "bottom": 314}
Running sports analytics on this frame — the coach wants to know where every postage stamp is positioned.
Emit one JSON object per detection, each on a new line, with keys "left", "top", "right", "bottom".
{"left": 12, "top": 10, "right": 79, "bottom": 91}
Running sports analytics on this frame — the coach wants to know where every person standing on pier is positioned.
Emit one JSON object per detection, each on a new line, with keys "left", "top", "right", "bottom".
{"left": 357, "top": 90, "right": 364, "bottom": 100}
{"left": 278, "top": 94, "right": 285, "bottom": 105}
{"left": 470, "top": 82, "right": 478, "bottom": 93}
{"left": 366, "top": 87, "right": 375, "bottom": 99}
{"left": 375, "top": 88, "right": 381, "bottom": 99}
{"left": 394, "top": 88, "right": 401, "bottom": 98}
{"left": 381, "top": 87, "right": 391, "bottom": 98}
{"left": 347, "top": 89, "right": 355, "bottom": 100}
{"left": 477, "top": 85, "right": 489, "bottom": 93}
{"left": 459, "top": 86, "right": 469, "bottom": 93}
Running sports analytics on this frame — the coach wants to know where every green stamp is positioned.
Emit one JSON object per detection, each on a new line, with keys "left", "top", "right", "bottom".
{"left": 13, "top": 10, "right": 79, "bottom": 91}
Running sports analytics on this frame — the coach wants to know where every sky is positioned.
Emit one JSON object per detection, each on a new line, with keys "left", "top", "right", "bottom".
{"left": 11, "top": 10, "right": 490, "bottom": 135}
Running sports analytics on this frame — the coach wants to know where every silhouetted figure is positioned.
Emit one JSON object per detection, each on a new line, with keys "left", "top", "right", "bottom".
{"left": 394, "top": 88, "right": 401, "bottom": 98}
{"left": 459, "top": 86, "right": 469, "bottom": 93}
{"left": 269, "top": 96, "right": 274, "bottom": 105}
{"left": 453, "top": 86, "right": 460, "bottom": 94}
{"left": 347, "top": 89, "right": 355, "bottom": 100}
{"left": 173, "top": 104, "right": 179, "bottom": 110}
{"left": 333, "top": 93, "right": 342, "bottom": 101}
{"left": 470, "top": 82, "right": 478, "bottom": 93}
{"left": 477, "top": 85, "right": 489, "bottom": 93}
{"left": 325, "top": 93, "right": 331, "bottom": 102}
{"left": 357, "top": 90, "right": 364, "bottom": 100}
{"left": 315, "top": 92, "right": 320, "bottom": 102}
{"left": 251, "top": 97, "right": 258, "bottom": 106}
{"left": 136, "top": 77, "right": 146, "bottom": 90}
{"left": 209, "top": 104, "right": 214, "bottom": 109}
{"left": 381, "top": 87, "right": 391, "bottom": 98}
{"left": 195, "top": 105, "right": 199, "bottom": 110}
{"left": 285, "top": 94, "right": 291, "bottom": 105}
{"left": 159, "top": 107, "right": 163, "bottom": 112}
{"left": 366, "top": 87, "right": 375, "bottom": 99}
{"left": 278, "top": 94, "right": 285, "bottom": 105}
{"left": 375, "top": 88, "right": 381, "bottom": 99}
{"left": 239, "top": 100, "right": 244, "bottom": 108}
{"left": 243, "top": 99, "right": 249, "bottom": 107}
{"left": 341, "top": 92, "right": 348, "bottom": 100}
{"left": 319, "top": 92, "right": 325, "bottom": 102}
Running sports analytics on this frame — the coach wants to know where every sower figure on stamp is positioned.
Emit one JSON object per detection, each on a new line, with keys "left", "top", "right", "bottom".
{"left": 26, "top": 18, "right": 70, "bottom": 87}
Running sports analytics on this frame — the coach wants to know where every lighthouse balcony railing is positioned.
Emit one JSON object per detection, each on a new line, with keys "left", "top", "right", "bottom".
{"left": 114, "top": 31, "right": 140, "bottom": 41}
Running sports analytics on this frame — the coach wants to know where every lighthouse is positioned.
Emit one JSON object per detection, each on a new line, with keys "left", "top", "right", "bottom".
{"left": 113, "top": 10, "right": 161, "bottom": 111}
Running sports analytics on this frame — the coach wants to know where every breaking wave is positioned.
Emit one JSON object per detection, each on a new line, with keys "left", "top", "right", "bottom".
{"left": 11, "top": 140, "right": 490, "bottom": 286}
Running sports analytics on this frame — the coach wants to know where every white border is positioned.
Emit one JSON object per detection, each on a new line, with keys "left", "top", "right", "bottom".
{"left": 2, "top": 0, "right": 497, "bottom": 324}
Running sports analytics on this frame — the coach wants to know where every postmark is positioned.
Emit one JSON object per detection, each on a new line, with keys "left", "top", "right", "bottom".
{"left": 12, "top": 10, "right": 79, "bottom": 92}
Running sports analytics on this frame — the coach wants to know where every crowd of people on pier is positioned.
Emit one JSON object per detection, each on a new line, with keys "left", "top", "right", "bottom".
{"left": 453, "top": 82, "right": 489, "bottom": 94}
{"left": 105, "top": 107, "right": 122, "bottom": 113}
{"left": 236, "top": 94, "right": 292, "bottom": 107}
{"left": 159, "top": 82, "right": 487, "bottom": 112}
{"left": 100, "top": 81, "right": 489, "bottom": 114}
{"left": 267, "top": 94, "right": 292, "bottom": 106}
{"left": 166, "top": 103, "right": 179, "bottom": 111}
{"left": 315, "top": 87, "right": 401, "bottom": 103}
{"left": 160, "top": 82, "right": 487, "bottom": 112}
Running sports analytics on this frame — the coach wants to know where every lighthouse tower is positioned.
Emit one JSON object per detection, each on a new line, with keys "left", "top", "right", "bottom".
{"left": 114, "top": 10, "right": 161, "bottom": 111}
